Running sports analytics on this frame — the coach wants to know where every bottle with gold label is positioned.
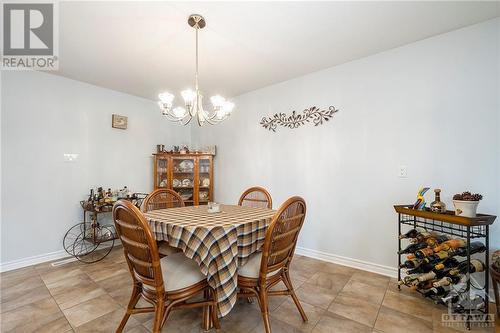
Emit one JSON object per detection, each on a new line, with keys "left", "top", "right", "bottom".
{"left": 430, "top": 189, "right": 446, "bottom": 213}
{"left": 433, "top": 239, "right": 466, "bottom": 252}
{"left": 450, "top": 259, "right": 485, "bottom": 275}
{"left": 414, "top": 247, "right": 435, "bottom": 259}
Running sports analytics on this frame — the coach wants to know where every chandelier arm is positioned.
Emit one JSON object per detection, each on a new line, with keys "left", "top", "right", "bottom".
{"left": 163, "top": 111, "right": 192, "bottom": 124}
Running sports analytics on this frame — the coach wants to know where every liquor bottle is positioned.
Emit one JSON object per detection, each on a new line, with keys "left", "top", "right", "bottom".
{"left": 433, "top": 239, "right": 466, "bottom": 252}
{"left": 398, "top": 242, "right": 428, "bottom": 255}
{"left": 88, "top": 188, "right": 94, "bottom": 202}
{"left": 414, "top": 247, "right": 435, "bottom": 259}
{"left": 450, "top": 242, "right": 487, "bottom": 257}
{"left": 450, "top": 259, "right": 485, "bottom": 275}
{"left": 430, "top": 189, "right": 446, "bottom": 213}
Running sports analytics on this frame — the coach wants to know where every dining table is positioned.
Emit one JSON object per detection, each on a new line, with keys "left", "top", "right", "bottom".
{"left": 144, "top": 204, "right": 276, "bottom": 318}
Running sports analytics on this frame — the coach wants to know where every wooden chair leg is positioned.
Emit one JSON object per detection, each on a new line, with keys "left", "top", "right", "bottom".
{"left": 116, "top": 284, "right": 141, "bottom": 333}
{"left": 210, "top": 288, "right": 221, "bottom": 330}
{"left": 259, "top": 289, "right": 272, "bottom": 333}
{"left": 152, "top": 299, "right": 165, "bottom": 333}
{"left": 283, "top": 270, "right": 308, "bottom": 322}
{"left": 202, "top": 289, "right": 211, "bottom": 330}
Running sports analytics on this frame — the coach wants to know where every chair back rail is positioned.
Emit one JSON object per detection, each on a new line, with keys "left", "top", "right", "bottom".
{"left": 238, "top": 186, "right": 273, "bottom": 209}
{"left": 143, "top": 189, "right": 185, "bottom": 212}
{"left": 259, "top": 196, "right": 306, "bottom": 282}
{"left": 113, "top": 200, "right": 164, "bottom": 290}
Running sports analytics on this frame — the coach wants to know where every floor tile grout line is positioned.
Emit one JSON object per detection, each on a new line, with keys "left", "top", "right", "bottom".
{"left": 372, "top": 284, "right": 388, "bottom": 332}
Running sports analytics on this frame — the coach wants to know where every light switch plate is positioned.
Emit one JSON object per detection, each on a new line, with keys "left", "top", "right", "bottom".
{"left": 63, "top": 153, "right": 79, "bottom": 162}
{"left": 398, "top": 165, "right": 408, "bottom": 178}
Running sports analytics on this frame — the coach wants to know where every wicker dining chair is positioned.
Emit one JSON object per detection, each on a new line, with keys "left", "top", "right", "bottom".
{"left": 113, "top": 200, "right": 220, "bottom": 333}
{"left": 143, "top": 189, "right": 184, "bottom": 256}
{"left": 238, "top": 186, "right": 273, "bottom": 209}
{"left": 237, "top": 196, "right": 307, "bottom": 333}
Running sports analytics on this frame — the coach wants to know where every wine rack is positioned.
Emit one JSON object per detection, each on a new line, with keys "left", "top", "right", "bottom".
{"left": 394, "top": 205, "right": 496, "bottom": 330}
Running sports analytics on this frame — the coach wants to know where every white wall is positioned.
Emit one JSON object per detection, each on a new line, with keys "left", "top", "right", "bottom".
{"left": 192, "top": 19, "right": 500, "bottom": 271}
{"left": 1, "top": 71, "right": 190, "bottom": 266}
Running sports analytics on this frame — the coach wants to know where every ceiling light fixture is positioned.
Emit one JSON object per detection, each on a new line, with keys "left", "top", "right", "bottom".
{"left": 158, "top": 14, "right": 234, "bottom": 126}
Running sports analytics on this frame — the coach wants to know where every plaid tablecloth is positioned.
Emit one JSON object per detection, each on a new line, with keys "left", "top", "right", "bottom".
{"left": 144, "top": 204, "right": 276, "bottom": 316}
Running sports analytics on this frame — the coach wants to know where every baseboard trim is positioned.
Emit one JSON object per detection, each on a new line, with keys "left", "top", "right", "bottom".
{"left": 295, "top": 246, "right": 398, "bottom": 278}
{"left": 0, "top": 250, "right": 71, "bottom": 273}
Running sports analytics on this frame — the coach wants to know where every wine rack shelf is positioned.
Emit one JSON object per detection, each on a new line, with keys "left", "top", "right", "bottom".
{"left": 394, "top": 205, "right": 496, "bottom": 330}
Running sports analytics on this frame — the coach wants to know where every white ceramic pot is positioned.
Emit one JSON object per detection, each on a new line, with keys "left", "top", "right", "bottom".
{"left": 453, "top": 200, "right": 479, "bottom": 218}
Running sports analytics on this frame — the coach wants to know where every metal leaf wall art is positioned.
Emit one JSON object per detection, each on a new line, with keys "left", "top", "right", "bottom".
{"left": 260, "top": 106, "right": 339, "bottom": 132}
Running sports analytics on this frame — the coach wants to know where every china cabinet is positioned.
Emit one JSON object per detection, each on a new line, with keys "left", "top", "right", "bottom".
{"left": 153, "top": 152, "right": 214, "bottom": 206}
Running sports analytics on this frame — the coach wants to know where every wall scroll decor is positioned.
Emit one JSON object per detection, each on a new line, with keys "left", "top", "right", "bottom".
{"left": 260, "top": 106, "right": 339, "bottom": 132}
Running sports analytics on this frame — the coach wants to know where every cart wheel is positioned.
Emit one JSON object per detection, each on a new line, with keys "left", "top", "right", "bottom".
{"left": 72, "top": 225, "right": 116, "bottom": 263}
{"left": 63, "top": 222, "right": 96, "bottom": 256}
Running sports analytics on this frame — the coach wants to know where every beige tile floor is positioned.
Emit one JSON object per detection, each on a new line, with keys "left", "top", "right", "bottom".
{"left": 1, "top": 247, "right": 498, "bottom": 333}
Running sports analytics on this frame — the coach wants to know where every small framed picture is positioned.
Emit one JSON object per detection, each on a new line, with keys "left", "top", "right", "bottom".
{"left": 112, "top": 114, "right": 128, "bottom": 129}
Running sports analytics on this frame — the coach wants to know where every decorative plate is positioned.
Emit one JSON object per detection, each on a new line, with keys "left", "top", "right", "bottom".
{"left": 179, "top": 160, "right": 194, "bottom": 172}
{"left": 173, "top": 179, "right": 181, "bottom": 187}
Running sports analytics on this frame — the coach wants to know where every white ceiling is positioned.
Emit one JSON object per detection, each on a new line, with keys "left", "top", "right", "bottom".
{"left": 55, "top": 1, "right": 500, "bottom": 101}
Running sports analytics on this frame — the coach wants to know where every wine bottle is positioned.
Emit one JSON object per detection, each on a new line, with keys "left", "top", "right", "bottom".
{"left": 423, "top": 234, "right": 449, "bottom": 247}
{"left": 433, "top": 239, "right": 466, "bottom": 252}
{"left": 453, "top": 296, "right": 485, "bottom": 312}
{"left": 400, "top": 259, "right": 423, "bottom": 269}
{"left": 398, "top": 274, "right": 421, "bottom": 286}
{"left": 434, "top": 257, "right": 459, "bottom": 270}
{"left": 399, "top": 229, "right": 421, "bottom": 239}
{"left": 407, "top": 262, "right": 436, "bottom": 274}
{"left": 450, "top": 242, "right": 487, "bottom": 257}
{"left": 423, "top": 286, "right": 450, "bottom": 297}
{"left": 410, "top": 231, "right": 433, "bottom": 243}
{"left": 424, "top": 251, "right": 450, "bottom": 265}
{"left": 398, "top": 242, "right": 428, "bottom": 255}
{"left": 450, "top": 259, "right": 485, "bottom": 275}
{"left": 414, "top": 247, "right": 435, "bottom": 259}
{"left": 413, "top": 279, "right": 435, "bottom": 289}
{"left": 432, "top": 275, "right": 463, "bottom": 287}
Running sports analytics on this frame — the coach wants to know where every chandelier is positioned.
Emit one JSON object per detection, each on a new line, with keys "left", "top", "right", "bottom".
{"left": 158, "top": 14, "right": 234, "bottom": 126}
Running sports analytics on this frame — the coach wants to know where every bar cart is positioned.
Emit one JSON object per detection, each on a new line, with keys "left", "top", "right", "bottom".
{"left": 63, "top": 193, "right": 147, "bottom": 263}
{"left": 394, "top": 205, "right": 496, "bottom": 329}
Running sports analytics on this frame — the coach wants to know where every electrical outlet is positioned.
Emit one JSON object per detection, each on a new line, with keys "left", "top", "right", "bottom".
{"left": 398, "top": 165, "right": 408, "bottom": 178}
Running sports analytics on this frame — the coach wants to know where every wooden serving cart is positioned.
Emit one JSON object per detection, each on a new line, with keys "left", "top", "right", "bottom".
{"left": 63, "top": 194, "right": 147, "bottom": 263}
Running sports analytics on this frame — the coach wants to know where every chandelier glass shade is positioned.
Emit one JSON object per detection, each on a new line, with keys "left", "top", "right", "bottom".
{"left": 158, "top": 14, "right": 234, "bottom": 126}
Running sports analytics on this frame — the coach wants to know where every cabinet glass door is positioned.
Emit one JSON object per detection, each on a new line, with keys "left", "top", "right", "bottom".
{"left": 172, "top": 157, "right": 195, "bottom": 206}
{"left": 198, "top": 157, "right": 211, "bottom": 205}
{"left": 156, "top": 157, "right": 169, "bottom": 188}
